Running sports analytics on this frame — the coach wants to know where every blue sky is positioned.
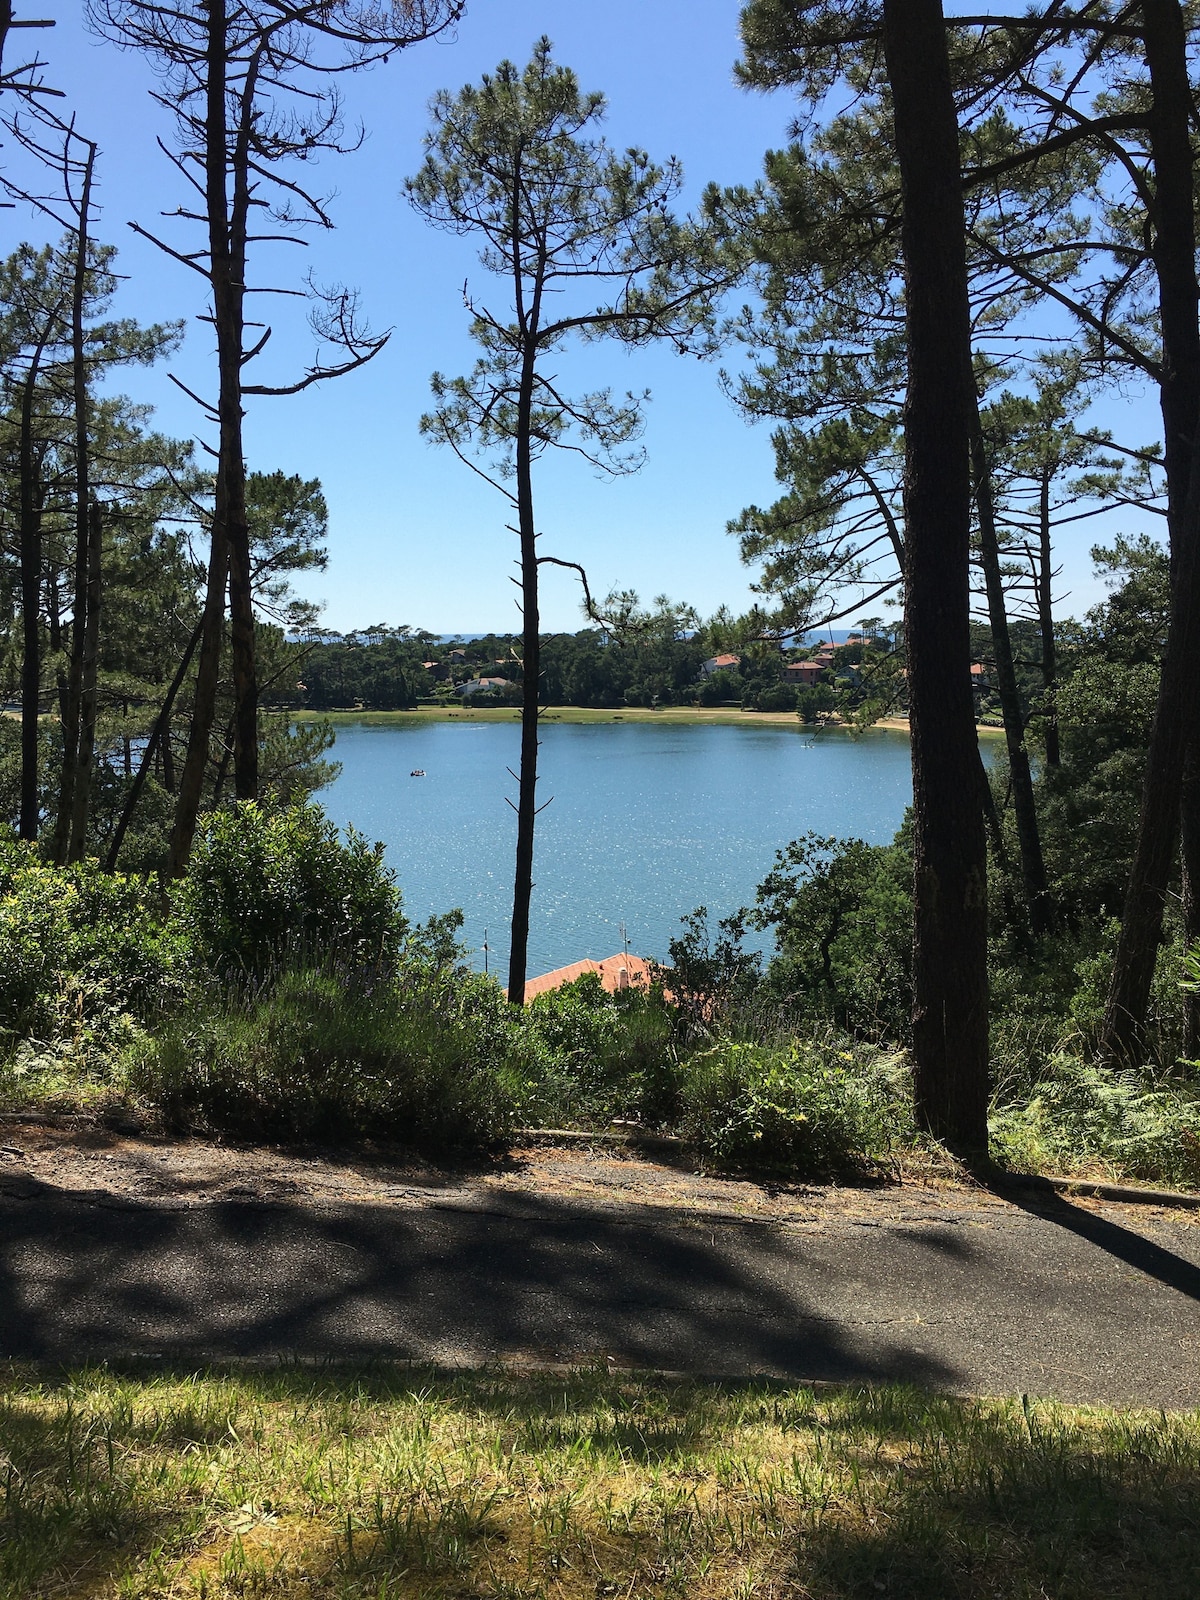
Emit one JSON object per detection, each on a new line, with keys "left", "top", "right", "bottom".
{"left": 6, "top": 2, "right": 1164, "bottom": 634}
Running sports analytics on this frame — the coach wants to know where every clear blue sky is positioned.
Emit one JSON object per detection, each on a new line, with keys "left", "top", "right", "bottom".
{"left": 7, "top": 2, "right": 1162, "bottom": 634}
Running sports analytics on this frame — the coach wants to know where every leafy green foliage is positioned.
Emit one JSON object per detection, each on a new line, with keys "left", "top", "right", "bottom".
{"left": 656, "top": 905, "right": 762, "bottom": 1039}
{"left": 751, "top": 832, "right": 913, "bottom": 1039}
{"left": 990, "top": 1054, "right": 1200, "bottom": 1189}
{"left": 125, "top": 964, "right": 518, "bottom": 1151}
{"left": 680, "top": 1034, "right": 912, "bottom": 1178}
{"left": 173, "top": 803, "right": 405, "bottom": 979}
{"left": 1034, "top": 537, "right": 1167, "bottom": 923}
{"left": 0, "top": 830, "right": 182, "bottom": 1043}
{"left": 520, "top": 972, "right": 678, "bottom": 1127}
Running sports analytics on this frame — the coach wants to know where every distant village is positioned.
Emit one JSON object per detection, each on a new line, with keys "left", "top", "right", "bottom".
{"left": 282, "top": 623, "right": 1012, "bottom": 722}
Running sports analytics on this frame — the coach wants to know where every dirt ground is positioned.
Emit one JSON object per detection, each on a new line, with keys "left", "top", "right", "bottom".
{"left": 1, "top": 1113, "right": 1194, "bottom": 1230}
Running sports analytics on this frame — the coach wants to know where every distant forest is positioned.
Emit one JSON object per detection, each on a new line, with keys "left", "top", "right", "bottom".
{"left": 285, "top": 619, "right": 1040, "bottom": 723}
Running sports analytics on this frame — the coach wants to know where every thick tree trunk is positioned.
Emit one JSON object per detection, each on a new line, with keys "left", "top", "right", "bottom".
{"left": 507, "top": 339, "right": 541, "bottom": 1008}
{"left": 1100, "top": 0, "right": 1200, "bottom": 1062}
{"left": 884, "top": 0, "right": 990, "bottom": 1154}
{"left": 971, "top": 413, "right": 1051, "bottom": 932}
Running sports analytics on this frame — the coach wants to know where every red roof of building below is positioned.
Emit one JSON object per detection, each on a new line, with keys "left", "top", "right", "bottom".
{"left": 513, "top": 953, "right": 655, "bottom": 1003}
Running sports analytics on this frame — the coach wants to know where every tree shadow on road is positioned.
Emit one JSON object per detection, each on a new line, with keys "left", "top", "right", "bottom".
{"left": 0, "top": 1174, "right": 959, "bottom": 1392}
{"left": 991, "top": 1182, "right": 1200, "bottom": 1302}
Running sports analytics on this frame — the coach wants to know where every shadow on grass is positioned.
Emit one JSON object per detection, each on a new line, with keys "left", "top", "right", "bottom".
{"left": 2, "top": 1366, "right": 1197, "bottom": 1600}
{"left": 787, "top": 1384, "right": 1200, "bottom": 1600}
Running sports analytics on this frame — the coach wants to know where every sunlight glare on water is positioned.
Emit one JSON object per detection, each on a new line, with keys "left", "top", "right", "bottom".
{"left": 318, "top": 720, "right": 921, "bottom": 980}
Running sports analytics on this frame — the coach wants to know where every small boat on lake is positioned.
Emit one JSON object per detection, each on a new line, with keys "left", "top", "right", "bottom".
{"left": 410, "top": 768, "right": 426, "bottom": 777}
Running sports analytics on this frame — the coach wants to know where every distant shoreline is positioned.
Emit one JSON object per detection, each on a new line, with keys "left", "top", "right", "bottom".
{"left": 289, "top": 705, "right": 1006, "bottom": 737}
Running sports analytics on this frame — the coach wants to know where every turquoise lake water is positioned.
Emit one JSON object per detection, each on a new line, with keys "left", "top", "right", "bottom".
{"left": 317, "top": 719, "right": 923, "bottom": 981}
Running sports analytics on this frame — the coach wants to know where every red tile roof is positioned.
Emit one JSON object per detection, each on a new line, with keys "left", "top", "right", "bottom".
{"left": 514, "top": 953, "right": 655, "bottom": 1003}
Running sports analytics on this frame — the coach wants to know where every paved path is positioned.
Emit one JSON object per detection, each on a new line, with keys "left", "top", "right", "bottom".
{"left": 0, "top": 1135, "right": 1197, "bottom": 1408}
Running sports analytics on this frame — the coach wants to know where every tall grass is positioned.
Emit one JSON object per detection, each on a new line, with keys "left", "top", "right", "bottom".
{"left": 124, "top": 964, "right": 519, "bottom": 1152}
{"left": 0, "top": 1365, "right": 1197, "bottom": 1599}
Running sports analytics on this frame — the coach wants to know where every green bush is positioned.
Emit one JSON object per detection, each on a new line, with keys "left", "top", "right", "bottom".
{"left": 1066, "top": 919, "right": 1190, "bottom": 1068}
{"left": 521, "top": 972, "right": 678, "bottom": 1127}
{"left": 752, "top": 833, "right": 913, "bottom": 1041}
{"left": 753, "top": 683, "right": 799, "bottom": 713}
{"left": 174, "top": 803, "right": 405, "bottom": 978}
{"left": 989, "top": 1054, "right": 1200, "bottom": 1189}
{"left": 125, "top": 964, "right": 517, "bottom": 1150}
{"left": 679, "top": 1035, "right": 913, "bottom": 1178}
{"left": 0, "top": 831, "right": 181, "bottom": 1043}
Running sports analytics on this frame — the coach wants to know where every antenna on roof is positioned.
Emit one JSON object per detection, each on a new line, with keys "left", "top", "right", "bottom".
{"left": 620, "top": 920, "right": 630, "bottom": 958}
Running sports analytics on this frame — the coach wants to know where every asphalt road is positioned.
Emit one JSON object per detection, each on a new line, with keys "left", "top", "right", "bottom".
{"left": 1, "top": 1170, "right": 1198, "bottom": 1407}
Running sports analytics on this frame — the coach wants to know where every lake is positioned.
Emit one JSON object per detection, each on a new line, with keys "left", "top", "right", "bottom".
{"left": 317, "top": 718, "right": 921, "bottom": 981}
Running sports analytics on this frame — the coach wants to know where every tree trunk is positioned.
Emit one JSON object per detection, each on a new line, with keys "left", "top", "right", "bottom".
{"left": 1101, "top": 484, "right": 1200, "bottom": 1060}
{"left": 884, "top": 0, "right": 990, "bottom": 1155}
{"left": 211, "top": 710, "right": 237, "bottom": 805}
{"left": 971, "top": 412, "right": 1052, "bottom": 933}
{"left": 1100, "top": 0, "right": 1200, "bottom": 1063}
{"left": 1182, "top": 743, "right": 1200, "bottom": 1059}
{"left": 168, "top": 1, "right": 239, "bottom": 874}
{"left": 1036, "top": 470, "right": 1061, "bottom": 768}
{"left": 979, "top": 746, "right": 1020, "bottom": 935}
{"left": 161, "top": 712, "right": 176, "bottom": 793}
{"left": 106, "top": 617, "right": 204, "bottom": 871}
{"left": 68, "top": 500, "right": 103, "bottom": 861}
{"left": 52, "top": 134, "right": 98, "bottom": 865}
{"left": 166, "top": 501, "right": 228, "bottom": 875}
{"left": 18, "top": 355, "right": 46, "bottom": 843}
{"left": 221, "top": 4, "right": 257, "bottom": 803}
{"left": 507, "top": 337, "right": 541, "bottom": 1007}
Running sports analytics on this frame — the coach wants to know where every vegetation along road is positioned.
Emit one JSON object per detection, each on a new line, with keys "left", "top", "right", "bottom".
{"left": 1, "top": 1128, "right": 1196, "bottom": 1410}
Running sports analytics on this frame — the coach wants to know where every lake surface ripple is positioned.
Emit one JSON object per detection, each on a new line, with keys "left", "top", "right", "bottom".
{"left": 318, "top": 720, "right": 917, "bottom": 980}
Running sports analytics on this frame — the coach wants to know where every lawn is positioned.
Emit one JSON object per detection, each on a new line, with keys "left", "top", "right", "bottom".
{"left": 3, "top": 1364, "right": 1197, "bottom": 1599}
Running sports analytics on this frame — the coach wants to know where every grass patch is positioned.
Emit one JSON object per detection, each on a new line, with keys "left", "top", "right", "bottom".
{"left": 0, "top": 1365, "right": 1196, "bottom": 1599}
{"left": 289, "top": 706, "right": 919, "bottom": 731}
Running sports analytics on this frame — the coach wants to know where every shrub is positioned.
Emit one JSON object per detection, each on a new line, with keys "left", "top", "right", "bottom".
{"left": 752, "top": 834, "right": 913, "bottom": 1041}
{"left": 521, "top": 972, "right": 678, "bottom": 1127}
{"left": 125, "top": 964, "right": 517, "bottom": 1151}
{"left": 679, "top": 1035, "right": 912, "bottom": 1178}
{"left": 989, "top": 1054, "right": 1200, "bottom": 1188}
{"left": 0, "top": 831, "right": 182, "bottom": 1043}
{"left": 174, "top": 803, "right": 405, "bottom": 978}
{"left": 656, "top": 906, "right": 762, "bottom": 1039}
{"left": 754, "top": 683, "right": 799, "bottom": 713}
